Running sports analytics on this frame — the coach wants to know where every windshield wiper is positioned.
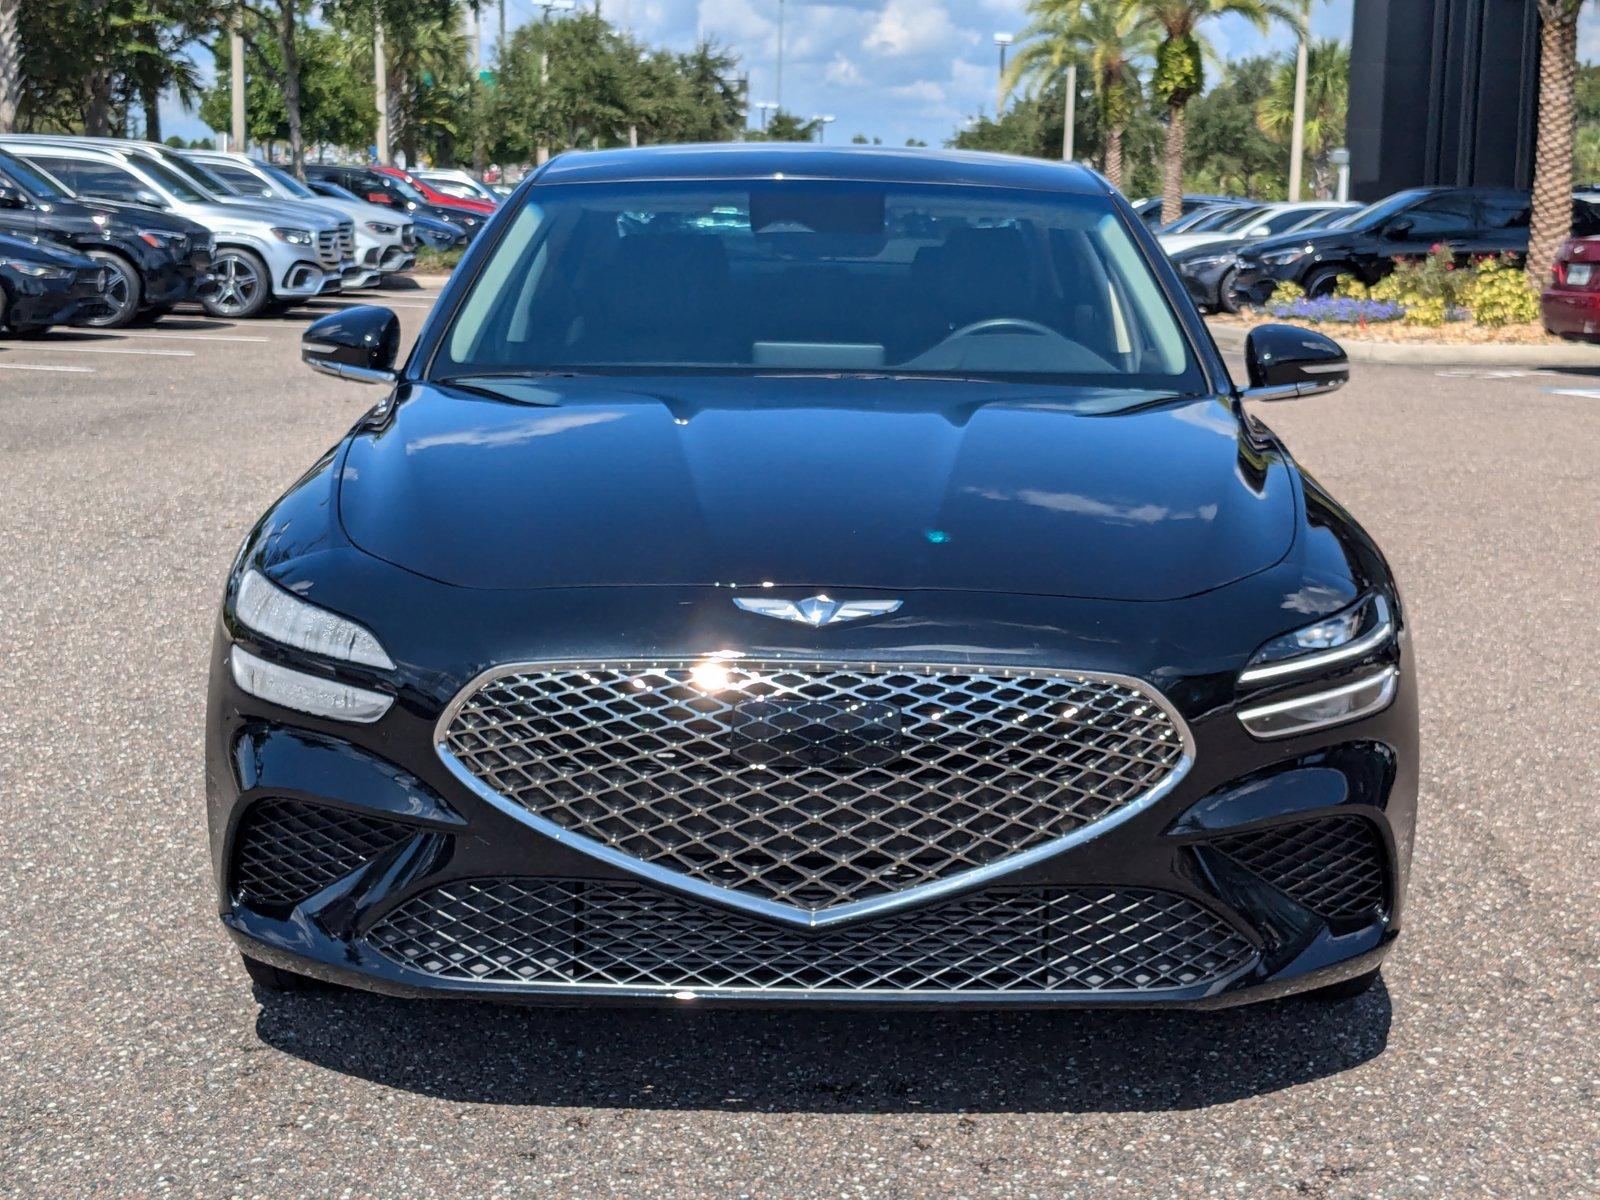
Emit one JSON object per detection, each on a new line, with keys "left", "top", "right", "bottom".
{"left": 434, "top": 372, "right": 587, "bottom": 404}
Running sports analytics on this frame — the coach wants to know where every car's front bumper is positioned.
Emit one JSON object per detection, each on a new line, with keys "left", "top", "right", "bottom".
{"left": 1175, "top": 257, "right": 1238, "bottom": 311}
{"left": 1232, "top": 259, "right": 1300, "bottom": 306}
{"left": 206, "top": 577, "right": 1418, "bottom": 1010}
{"left": 3, "top": 266, "right": 105, "bottom": 329}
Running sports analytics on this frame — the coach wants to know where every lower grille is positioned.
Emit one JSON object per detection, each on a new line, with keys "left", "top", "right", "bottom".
{"left": 231, "top": 798, "right": 411, "bottom": 909}
{"left": 1211, "top": 815, "right": 1387, "bottom": 921}
{"left": 366, "top": 879, "right": 1254, "bottom": 994}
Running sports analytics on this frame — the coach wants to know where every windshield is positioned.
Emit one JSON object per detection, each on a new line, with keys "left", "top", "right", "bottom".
{"left": 435, "top": 180, "right": 1203, "bottom": 390}
{"left": 1215, "top": 206, "right": 1272, "bottom": 233}
{"left": 130, "top": 155, "right": 212, "bottom": 203}
{"left": 257, "top": 162, "right": 316, "bottom": 199}
{"left": 311, "top": 180, "right": 360, "bottom": 201}
{"left": 1328, "top": 190, "right": 1426, "bottom": 231}
{"left": 0, "top": 151, "right": 70, "bottom": 200}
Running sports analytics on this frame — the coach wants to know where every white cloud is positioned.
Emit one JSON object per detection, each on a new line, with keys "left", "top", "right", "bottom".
{"left": 825, "top": 54, "right": 868, "bottom": 89}
{"left": 865, "top": 0, "right": 966, "bottom": 59}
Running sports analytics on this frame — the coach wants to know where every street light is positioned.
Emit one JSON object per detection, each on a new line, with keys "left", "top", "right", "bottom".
{"left": 535, "top": 0, "right": 577, "bottom": 165}
{"left": 1330, "top": 146, "right": 1351, "bottom": 203}
{"left": 756, "top": 100, "right": 777, "bottom": 131}
{"left": 993, "top": 32, "right": 1013, "bottom": 116}
{"left": 815, "top": 114, "right": 837, "bottom": 144}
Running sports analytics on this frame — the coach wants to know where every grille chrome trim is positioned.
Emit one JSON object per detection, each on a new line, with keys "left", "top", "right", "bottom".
{"left": 434, "top": 658, "right": 1195, "bottom": 930}
{"left": 366, "top": 878, "right": 1255, "bottom": 997}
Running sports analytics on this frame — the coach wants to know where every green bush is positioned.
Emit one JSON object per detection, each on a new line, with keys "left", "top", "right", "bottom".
{"left": 1268, "top": 280, "right": 1306, "bottom": 305}
{"left": 414, "top": 246, "right": 464, "bottom": 273}
{"left": 1463, "top": 254, "right": 1539, "bottom": 326}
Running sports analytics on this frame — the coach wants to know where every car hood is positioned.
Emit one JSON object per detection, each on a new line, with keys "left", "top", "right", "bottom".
{"left": 1160, "top": 231, "right": 1245, "bottom": 255}
{"left": 207, "top": 197, "right": 343, "bottom": 229}
{"left": 0, "top": 230, "right": 96, "bottom": 268}
{"left": 337, "top": 378, "right": 1297, "bottom": 600}
{"left": 1239, "top": 228, "right": 1358, "bottom": 262}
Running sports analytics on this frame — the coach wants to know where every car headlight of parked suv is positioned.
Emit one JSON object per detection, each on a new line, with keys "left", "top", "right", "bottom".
{"left": 1260, "top": 245, "right": 1313, "bottom": 266}
{"left": 1182, "top": 251, "right": 1237, "bottom": 271}
{"left": 1236, "top": 594, "right": 1398, "bottom": 739}
{"left": 364, "top": 220, "right": 399, "bottom": 235}
{"left": 2, "top": 260, "right": 71, "bottom": 280}
{"left": 271, "top": 227, "right": 315, "bottom": 247}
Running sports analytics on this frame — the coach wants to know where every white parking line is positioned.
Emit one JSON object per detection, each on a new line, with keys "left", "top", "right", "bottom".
{"left": 19, "top": 344, "right": 195, "bottom": 358}
{"left": 110, "top": 331, "right": 269, "bottom": 344}
{"left": 0, "top": 362, "right": 96, "bottom": 373}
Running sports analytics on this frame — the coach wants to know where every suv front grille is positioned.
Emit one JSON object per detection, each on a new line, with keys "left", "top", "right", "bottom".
{"left": 367, "top": 879, "right": 1253, "bottom": 994}
{"left": 439, "top": 661, "right": 1188, "bottom": 913}
{"left": 231, "top": 798, "right": 411, "bottom": 909}
{"left": 1210, "top": 815, "right": 1387, "bottom": 921}
{"left": 314, "top": 229, "right": 341, "bottom": 269}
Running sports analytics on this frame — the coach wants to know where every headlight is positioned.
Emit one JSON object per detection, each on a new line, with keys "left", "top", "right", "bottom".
{"left": 2, "top": 260, "right": 70, "bottom": 279}
{"left": 234, "top": 568, "right": 395, "bottom": 669}
{"left": 1236, "top": 594, "right": 1398, "bottom": 740}
{"left": 364, "top": 220, "right": 399, "bottom": 235}
{"left": 271, "top": 226, "right": 315, "bottom": 246}
{"left": 1261, "top": 245, "right": 1313, "bottom": 266}
{"left": 1239, "top": 594, "right": 1393, "bottom": 684}
{"left": 138, "top": 230, "right": 184, "bottom": 250}
{"left": 230, "top": 646, "right": 392, "bottom": 723}
{"left": 1182, "top": 252, "right": 1236, "bottom": 270}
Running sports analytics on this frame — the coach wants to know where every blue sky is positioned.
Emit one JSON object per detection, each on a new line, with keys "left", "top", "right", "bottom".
{"left": 166, "top": 0, "right": 1600, "bottom": 151}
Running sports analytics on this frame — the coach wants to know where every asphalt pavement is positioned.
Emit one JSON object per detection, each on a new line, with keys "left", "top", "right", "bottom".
{"left": 1, "top": 288, "right": 1596, "bottom": 1198}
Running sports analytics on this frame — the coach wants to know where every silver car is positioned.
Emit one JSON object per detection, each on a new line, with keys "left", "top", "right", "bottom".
{"left": 183, "top": 151, "right": 415, "bottom": 286}
{"left": 0, "top": 136, "right": 354, "bottom": 318}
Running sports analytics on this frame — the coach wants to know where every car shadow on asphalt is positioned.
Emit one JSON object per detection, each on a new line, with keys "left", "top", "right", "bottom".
{"left": 252, "top": 983, "right": 1391, "bottom": 1113}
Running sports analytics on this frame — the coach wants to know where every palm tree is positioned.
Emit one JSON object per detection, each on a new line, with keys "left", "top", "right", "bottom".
{"left": 1528, "top": 0, "right": 1586, "bottom": 290}
{"left": 1005, "top": 0, "right": 1155, "bottom": 189}
{"left": 1141, "top": 0, "right": 1299, "bottom": 224}
{"left": 1256, "top": 37, "right": 1347, "bottom": 198}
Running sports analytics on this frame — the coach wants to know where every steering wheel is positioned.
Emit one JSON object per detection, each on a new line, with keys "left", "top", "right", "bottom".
{"left": 944, "top": 317, "right": 1069, "bottom": 341}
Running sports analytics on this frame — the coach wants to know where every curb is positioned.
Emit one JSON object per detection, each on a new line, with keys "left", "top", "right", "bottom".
{"left": 1206, "top": 321, "right": 1600, "bottom": 368}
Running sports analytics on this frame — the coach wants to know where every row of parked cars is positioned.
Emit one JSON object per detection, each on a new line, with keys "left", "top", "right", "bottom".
{"left": 0, "top": 136, "right": 506, "bottom": 335}
{"left": 1136, "top": 185, "right": 1600, "bottom": 339}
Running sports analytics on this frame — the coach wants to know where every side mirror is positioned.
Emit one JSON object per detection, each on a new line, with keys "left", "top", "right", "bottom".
{"left": 1383, "top": 217, "right": 1413, "bottom": 240}
{"left": 302, "top": 305, "right": 400, "bottom": 385}
{"left": 0, "top": 183, "right": 24, "bottom": 209}
{"left": 133, "top": 189, "right": 168, "bottom": 209}
{"left": 1242, "top": 323, "right": 1348, "bottom": 401}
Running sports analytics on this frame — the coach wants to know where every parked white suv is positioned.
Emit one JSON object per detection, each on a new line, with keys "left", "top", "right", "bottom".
{"left": 183, "top": 151, "right": 415, "bottom": 287}
{"left": 0, "top": 137, "right": 354, "bottom": 318}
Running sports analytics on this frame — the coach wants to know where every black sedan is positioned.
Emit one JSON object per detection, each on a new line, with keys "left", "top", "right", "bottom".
{"left": 0, "top": 231, "right": 108, "bottom": 334}
{"left": 208, "top": 145, "right": 1416, "bottom": 1010}
{"left": 1234, "top": 185, "right": 1600, "bottom": 303}
{"left": 0, "top": 149, "right": 211, "bottom": 327}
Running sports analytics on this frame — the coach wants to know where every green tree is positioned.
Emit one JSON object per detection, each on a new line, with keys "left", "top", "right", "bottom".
{"left": 1184, "top": 54, "right": 1283, "bottom": 196}
{"left": 1141, "top": 0, "right": 1298, "bottom": 223}
{"left": 1255, "top": 37, "right": 1346, "bottom": 196}
{"left": 0, "top": 0, "right": 20, "bottom": 132}
{"left": 200, "top": 22, "right": 374, "bottom": 152}
{"left": 751, "top": 108, "right": 819, "bottom": 142}
{"left": 1005, "top": 0, "right": 1155, "bottom": 188}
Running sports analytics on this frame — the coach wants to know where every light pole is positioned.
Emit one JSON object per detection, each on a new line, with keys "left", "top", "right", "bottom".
{"left": 993, "top": 32, "right": 1013, "bottom": 116}
{"left": 1330, "top": 146, "right": 1350, "bottom": 202}
{"left": 535, "top": 0, "right": 576, "bottom": 165}
{"left": 1287, "top": 0, "right": 1310, "bottom": 201}
{"left": 230, "top": 17, "right": 246, "bottom": 154}
{"left": 776, "top": 0, "right": 786, "bottom": 112}
{"left": 756, "top": 101, "right": 777, "bottom": 131}
{"left": 1062, "top": 61, "right": 1077, "bottom": 161}
{"left": 815, "top": 114, "right": 836, "bottom": 143}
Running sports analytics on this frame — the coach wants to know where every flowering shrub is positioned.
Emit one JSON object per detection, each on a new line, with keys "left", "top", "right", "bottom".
{"left": 1265, "top": 296, "right": 1404, "bottom": 324}
{"left": 1462, "top": 254, "right": 1539, "bottom": 326}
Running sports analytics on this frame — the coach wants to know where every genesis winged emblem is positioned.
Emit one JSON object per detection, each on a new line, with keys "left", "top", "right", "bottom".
{"left": 733, "top": 594, "right": 903, "bottom": 627}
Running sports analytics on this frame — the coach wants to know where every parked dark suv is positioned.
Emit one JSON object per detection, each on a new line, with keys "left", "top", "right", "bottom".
{"left": 1233, "top": 186, "right": 1600, "bottom": 302}
{"left": 0, "top": 149, "right": 211, "bottom": 327}
{"left": 305, "top": 165, "right": 485, "bottom": 241}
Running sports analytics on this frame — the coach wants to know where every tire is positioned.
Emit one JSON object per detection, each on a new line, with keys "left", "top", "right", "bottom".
{"left": 1217, "top": 267, "right": 1244, "bottom": 314}
{"left": 79, "top": 249, "right": 142, "bottom": 329}
{"left": 1302, "top": 265, "right": 1352, "bottom": 299}
{"left": 240, "top": 953, "right": 322, "bottom": 993}
{"left": 1305, "top": 968, "right": 1380, "bottom": 1002}
{"left": 203, "top": 247, "right": 272, "bottom": 319}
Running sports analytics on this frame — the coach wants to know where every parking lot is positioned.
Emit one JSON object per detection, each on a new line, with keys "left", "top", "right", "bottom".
{"left": 2, "top": 285, "right": 1597, "bottom": 1198}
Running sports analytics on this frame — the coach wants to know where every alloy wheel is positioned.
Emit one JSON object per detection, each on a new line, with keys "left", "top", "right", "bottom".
{"left": 205, "top": 252, "right": 266, "bottom": 318}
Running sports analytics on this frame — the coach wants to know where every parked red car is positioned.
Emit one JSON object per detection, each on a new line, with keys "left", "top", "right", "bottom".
{"left": 374, "top": 166, "right": 495, "bottom": 218}
{"left": 1541, "top": 237, "right": 1600, "bottom": 340}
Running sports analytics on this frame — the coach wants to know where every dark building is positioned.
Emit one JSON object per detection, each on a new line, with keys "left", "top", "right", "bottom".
{"left": 1348, "top": 0, "right": 1540, "bottom": 200}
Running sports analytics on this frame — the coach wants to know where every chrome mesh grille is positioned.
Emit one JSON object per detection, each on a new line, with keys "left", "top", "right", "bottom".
{"left": 1211, "top": 816, "right": 1387, "bottom": 921}
{"left": 231, "top": 798, "right": 410, "bottom": 909}
{"left": 439, "top": 661, "right": 1188, "bottom": 912}
{"left": 366, "top": 879, "right": 1253, "bottom": 994}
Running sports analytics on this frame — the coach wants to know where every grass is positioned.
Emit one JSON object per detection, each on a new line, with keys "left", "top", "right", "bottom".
{"left": 413, "top": 245, "right": 464, "bottom": 274}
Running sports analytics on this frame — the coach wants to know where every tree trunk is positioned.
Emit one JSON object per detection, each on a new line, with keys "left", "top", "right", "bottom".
{"left": 1160, "top": 100, "right": 1187, "bottom": 226}
{"left": 143, "top": 83, "right": 161, "bottom": 143}
{"left": 83, "top": 0, "right": 112, "bottom": 134}
{"left": 277, "top": 0, "right": 305, "bottom": 178}
{"left": 0, "top": 0, "right": 20, "bottom": 134}
{"left": 1528, "top": 9, "right": 1578, "bottom": 290}
{"left": 1104, "top": 125, "right": 1124, "bottom": 191}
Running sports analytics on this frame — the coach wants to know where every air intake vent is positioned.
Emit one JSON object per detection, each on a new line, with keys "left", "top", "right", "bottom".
{"left": 1210, "top": 815, "right": 1387, "bottom": 921}
{"left": 231, "top": 798, "right": 410, "bottom": 909}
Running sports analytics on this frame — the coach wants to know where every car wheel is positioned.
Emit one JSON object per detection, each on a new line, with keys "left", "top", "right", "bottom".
{"left": 1302, "top": 265, "right": 1350, "bottom": 299}
{"left": 79, "top": 250, "right": 142, "bottom": 328}
{"left": 1217, "top": 267, "right": 1244, "bottom": 314}
{"left": 240, "top": 953, "right": 322, "bottom": 993}
{"left": 204, "top": 248, "right": 271, "bottom": 319}
{"left": 1305, "top": 968, "right": 1380, "bottom": 1002}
